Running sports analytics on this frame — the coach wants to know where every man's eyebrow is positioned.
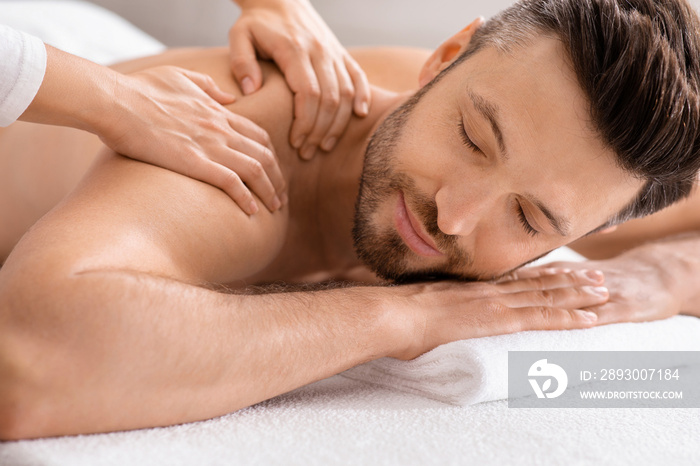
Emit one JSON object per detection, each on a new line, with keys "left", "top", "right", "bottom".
{"left": 467, "top": 88, "right": 508, "bottom": 161}
{"left": 525, "top": 195, "right": 572, "bottom": 237}
{"left": 466, "top": 88, "right": 571, "bottom": 237}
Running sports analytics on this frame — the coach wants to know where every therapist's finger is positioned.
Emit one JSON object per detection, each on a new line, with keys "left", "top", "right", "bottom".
{"left": 228, "top": 27, "right": 263, "bottom": 95}
{"left": 271, "top": 49, "right": 321, "bottom": 153}
{"left": 299, "top": 56, "right": 342, "bottom": 158}
{"left": 318, "top": 62, "right": 354, "bottom": 152}
{"left": 181, "top": 69, "right": 236, "bottom": 105}
{"left": 226, "top": 116, "right": 286, "bottom": 200}
{"left": 344, "top": 55, "right": 371, "bottom": 117}
{"left": 188, "top": 157, "right": 260, "bottom": 215}
{"left": 225, "top": 149, "right": 281, "bottom": 213}
{"left": 227, "top": 112, "right": 277, "bottom": 155}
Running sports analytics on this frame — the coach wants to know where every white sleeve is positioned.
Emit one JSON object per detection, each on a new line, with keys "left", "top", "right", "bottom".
{"left": 0, "top": 24, "right": 48, "bottom": 127}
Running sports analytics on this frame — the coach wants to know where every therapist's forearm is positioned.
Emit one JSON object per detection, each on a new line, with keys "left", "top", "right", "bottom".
{"left": 19, "top": 45, "right": 118, "bottom": 135}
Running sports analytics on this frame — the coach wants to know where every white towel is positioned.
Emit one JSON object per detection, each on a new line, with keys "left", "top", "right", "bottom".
{"left": 341, "top": 315, "right": 700, "bottom": 406}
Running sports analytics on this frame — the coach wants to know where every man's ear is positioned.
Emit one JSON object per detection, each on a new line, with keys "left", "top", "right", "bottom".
{"left": 419, "top": 17, "right": 485, "bottom": 88}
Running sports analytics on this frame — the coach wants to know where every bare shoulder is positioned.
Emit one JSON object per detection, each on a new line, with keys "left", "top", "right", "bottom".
{"left": 7, "top": 148, "right": 290, "bottom": 285}
{"left": 350, "top": 46, "right": 430, "bottom": 92}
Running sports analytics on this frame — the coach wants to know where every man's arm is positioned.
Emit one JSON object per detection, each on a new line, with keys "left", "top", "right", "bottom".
{"left": 533, "top": 232, "right": 700, "bottom": 323}
{"left": 553, "top": 185, "right": 700, "bottom": 321}
{"left": 0, "top": 150, "right": 608, "bottom": 440}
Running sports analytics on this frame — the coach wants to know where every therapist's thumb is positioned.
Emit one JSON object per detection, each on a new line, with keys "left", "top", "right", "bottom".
{"left": 228, "top": 28, "right": 263, "bottom": 96}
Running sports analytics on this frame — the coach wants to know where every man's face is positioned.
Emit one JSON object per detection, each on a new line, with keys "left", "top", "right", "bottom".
{"left": 353, "top": 36, "right": 644, "bottom": 282}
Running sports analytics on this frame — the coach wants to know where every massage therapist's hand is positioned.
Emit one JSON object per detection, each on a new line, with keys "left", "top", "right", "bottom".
{"left": 229, "top": 0, "right": 371, "bottom": 160}
{"left": 21, "top": 45, "right": 285, "bottom": 215}
{"left": 102, "top": 66, "right": 286, "bottom": 215}
{"left": 388, "top": 269, "right": 609, "bottom": 361}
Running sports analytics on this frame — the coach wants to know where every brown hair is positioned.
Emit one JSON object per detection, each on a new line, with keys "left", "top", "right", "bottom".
{"left": 450, "top": 0, "right": 700, "bottom": 225}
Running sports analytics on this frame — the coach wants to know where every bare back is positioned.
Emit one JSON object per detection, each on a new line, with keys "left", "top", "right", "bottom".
{"left": 0, "top": 46, "right": 431, "bottom": 263}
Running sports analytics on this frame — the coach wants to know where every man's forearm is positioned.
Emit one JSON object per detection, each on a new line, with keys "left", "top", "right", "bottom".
{"left": 632, "top": 232, "right": 700, "bottom": 316}
{"left": 0, "top": 268, "right": 400, "bottom": 439}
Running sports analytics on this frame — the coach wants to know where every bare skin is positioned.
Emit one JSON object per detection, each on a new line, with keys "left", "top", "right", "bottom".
{"left": 1, "top": 38, "right": 699, "bottom": 440}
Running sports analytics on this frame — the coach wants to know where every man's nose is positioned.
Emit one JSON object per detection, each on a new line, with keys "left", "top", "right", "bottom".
{"left": 435, "top": 185, "right": 493, "bottom": 237}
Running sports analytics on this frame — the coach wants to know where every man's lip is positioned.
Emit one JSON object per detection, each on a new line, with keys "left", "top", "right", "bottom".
{"left": 394, "top": 191, "right": 444, "bottom": 257}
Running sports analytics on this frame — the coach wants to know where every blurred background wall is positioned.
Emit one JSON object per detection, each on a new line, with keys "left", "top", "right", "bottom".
{"left": 43, "top": 0, "right": 700, "bottom": 49}
{"left": 86, "top": 0, "right": 519, "bottom": 49}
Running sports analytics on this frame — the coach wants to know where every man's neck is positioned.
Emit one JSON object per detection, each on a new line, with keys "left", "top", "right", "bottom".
{"left": 303, "top": 87, "right": 411, "bottom": 276}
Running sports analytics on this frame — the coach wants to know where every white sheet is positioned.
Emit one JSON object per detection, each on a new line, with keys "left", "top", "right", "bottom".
{"left": 0, "top": 0, "right": 165, "bottom": 65}
{"left": 1, "top": 375, "right": 698, "bottom": 466}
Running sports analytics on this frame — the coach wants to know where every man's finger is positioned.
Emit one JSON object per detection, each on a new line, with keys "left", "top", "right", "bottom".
{"left": 500, "top": 285, "right": 609, "bottom": 310}
{"left": 497, "top": 269, "right": 605, "bottom": 293}
{"left": 228, "top": 27, "right": 263, "bottom": 95}
{"left": 509, "top": 306, "right": 599, "bottom": 333}
{"left": 496, "top": 266, "right": 562, "bottom": 283}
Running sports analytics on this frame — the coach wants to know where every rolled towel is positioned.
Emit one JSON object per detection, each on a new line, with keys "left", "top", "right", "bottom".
{"left": 340, "top": 315, "right": 700, "bottom": 405}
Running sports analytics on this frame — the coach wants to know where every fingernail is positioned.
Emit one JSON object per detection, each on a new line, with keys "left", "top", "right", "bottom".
{"left": 579, "top": 310, "right": 598, "bottom": 322}
{"left": 321, "top": 137, "right": 337, "bottom": 151}
{"left": 241, "top": 77, "right": 255, "bottom": 95}
{"left": 249, "top": 201, "right": 259, "bottom": 215}
{"left": 292, "top": 136, "right": 305, "bottom": 149}
{"left": 272, "top": 196, "right": 282, "bottom": 211}
{"left": 359, "top": 101, "right": 369, "bottom": 116}
{"left": 585, "top": 270, "right": 604, "bottom": 282}
{"left": 590, "top": 286, "right": 608, "bottom": 297}
{"left": 281, "top": 193, "right": 289, "bottom": 205}
{"left": 301, "top": 145, "right": 316, "bottom": 160}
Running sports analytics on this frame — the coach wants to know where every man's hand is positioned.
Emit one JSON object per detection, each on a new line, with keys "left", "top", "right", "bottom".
{"left": 503, "top": 250, "right": 686, "bottom": 326}
{"left": 389, "top": 268, "right": 609, "bottom": 361}
{"left": 229, "top": 0, "right": 371, "bottom": 160}
{"left": 103, "top": 66, "right": 287, "bottom": 215}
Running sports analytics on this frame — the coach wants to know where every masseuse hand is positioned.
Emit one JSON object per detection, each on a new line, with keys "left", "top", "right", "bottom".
{"left": 503, "top": 251, "right": 682, "bottom": 325}
{"left": 103, "top": 66, "right": 286, "bottom": 215}
{"left": 387, "top": 268, "right": 609, "bottom": 361}
{"left": 229, "top": 0, "right": 371, "bottom": 160}
{"left": 23, "top": 45, "right": 286, "bottom": 215}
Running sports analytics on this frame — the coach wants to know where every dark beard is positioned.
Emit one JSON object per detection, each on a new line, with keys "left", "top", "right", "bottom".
{"left": 352, "top": 88, "right": 472, "bottom": 283}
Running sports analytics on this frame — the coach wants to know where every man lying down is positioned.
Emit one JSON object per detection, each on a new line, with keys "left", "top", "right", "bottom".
{"left": 2, "top": 0, "right": 700, "bottom": 439}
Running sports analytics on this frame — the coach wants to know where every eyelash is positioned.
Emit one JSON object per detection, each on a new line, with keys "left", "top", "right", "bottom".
{"left": 516, "top": 203, "right": 539, "bottom": 237}
{"left": 458, "top": 122, "right": 483, "bottom": 154}
{"left": 458, "top": 121, "right": 538, "bottom": 237}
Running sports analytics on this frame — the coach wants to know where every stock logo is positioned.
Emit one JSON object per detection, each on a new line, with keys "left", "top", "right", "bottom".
{"left": 528, "top": 359, "right": 568, "bottom": 399}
